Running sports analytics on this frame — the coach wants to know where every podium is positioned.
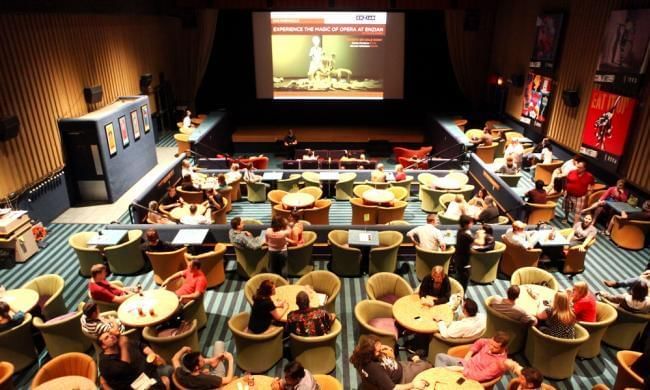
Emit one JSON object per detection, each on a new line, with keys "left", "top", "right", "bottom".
{"left": 0, "top": 211, "right": 39, "bottom": 263}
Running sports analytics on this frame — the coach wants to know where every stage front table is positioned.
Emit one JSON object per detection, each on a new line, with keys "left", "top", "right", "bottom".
{"left": 272, "top": 285, "right": 320, "bottom": 321}
{"left": 118, "top": 289, "right": 180, "bottom": 327}
{"left": 414, "top": 368, "right": 482, "bottom": 389}
{"left": 0, "top": 288, "right": 39, "bottom": 313}
{"left": 515, "top": 284, "right": 557, "bottom": 316}
{"left": 392, "top": 294, "right": 454, "bottom": 334}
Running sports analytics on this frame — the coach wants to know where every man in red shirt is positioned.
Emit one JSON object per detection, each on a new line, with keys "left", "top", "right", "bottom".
{"left": 88, "top": 264, "right": 132, "bottom": 304}
{"left": 563, "top": 161, "right": 594, "bottom": 224}
{"left": 162, "top": 259, "right": 207, "bottom": 304}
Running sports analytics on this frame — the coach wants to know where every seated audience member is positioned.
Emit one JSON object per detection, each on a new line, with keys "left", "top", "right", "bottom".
{"left": 172, "top": 346, "right": 234, "bottom": 389}
{"left": 89, "top": 264, "right": 132, "bottom": 304}
{"left": 180, "top": 204, "right": 211, "bottom": 225}
{"left": 489, "top": 286, "right": 537, "bottom": 325}
{"left": 475, "top": 126, "right": 494, "bottom": 146}
{"left": 371, "top": 163, "right": 387, "bottom": 183}
{"left": 468, "top": 188, "right": 488, "bottom": 208}
{"left": 0, "top": 301, "right": 24, "bottom": 332}
{"left": 81, "top": 301, "right": 125, "bottom": 338}
{"left": 215, "top": 174, "right": 228, "bottom": 191}
{"left": 147, "top": 200, "right": 174, "bottom": 224}
{"left": 504, "top": 221, "right": 535, "bottom": 249}
{"left": 547, "top": 155, "right": 582, "bottom": 194}
{"left": 287, "top": 291, "right": 335, "bottom": 336}
{"left": 242, "top": 166, "right": 264, "bottom": 184}
{"left": 525, "top": 180, "right": 548, "bottom": 204}
{"left": 162, "top": 259, "right": 207, "bottom": 304}
{"left": 228, "top": 217, "right": 264, "bottom": 249}
{"left": 393, "top": 164, "right": 407, "bottom": 182}
{"left": 203, "top": 188, "right": 224, "bottom": 211}
{"left": 181, "top": 159, "right": 197, "bottom": 179}
{"left": 142, "top": 228, "right": 178, "bottom": 253}
{"left": 419, "top": 266, "right": 451, "bottom": 304}
{"left": 350, "top": 334, "right": 431, "bottom": 390}
{"left": 599, "top": 281, "right": 650, "bottom": 314}
{"left": 565, "top": 213, "right": 597, "bottom": 251}
{"left": 505, "top": 138, "right": 524, "bottom": 165}
{"left": 226, "top": 163, "right": 242, "bottom": 181}
{"left": 437, "top": 298, "right": 486, "bottom": 338}
{"left": 407, "top": 213, "right": 446, "bottom": 251}
{"left": 444, "top": 194, "right": 468, "bottom": 220}
{"left": 603, "top": 269, "right": 650, "bottom": 289}
{"left": 98, "top": 331, "right": 172, "bottom": 390}
{"left": 287, "top": 210, "right": 304, "bottom": 247}
{"left": 536, "top": 291, "right": 576, "bottom": 339}
{"left": 477, "top": 196, "right": 499, "bottom": 224}
{"left": 180, "top": 174, "right": 199, "bottom": 192}
{"left": 271, "top": 361, "right": 319, "bottom": 390}
{"left": 605, "top": 199, "right": 650, "bottom": 235}
{"left": 301, "top": 149, "right": 318, "bottom": 160}
{"left": 339, "top": 150, "right": 352, "bottom": 162}
{"left": 523, "top": 137, "right": 551, "bottom": 168}
{"left": 434, "top": 332, "right": 513, "bottom": 383}
{"left": 580, "top": 179, "right": 628, "bottom": 224}
{"left": 569, "top": 281, "right": 597, "bottom": 322}
{"left": 472, "top": 224, "right": 495, "bottom": 252}
{"left": 265, "top": 216, "right": 295, "bottom": 277}
{"left": 563, "top": 161, "right": 595, "bottom": 224}
{"left": 159, "top": 186, "right": 184, "bottom": 212}
{"left": 509, "top": 366, "right": 553, "bottom": 390}
{"left": 182, "top": 110, "right": 193, "bottom": 129}
{"left": 495, "top": 156, "right": 520, "bottom": 175}
{"left": 248, "top": 279, "right": 289, "bottom": 334}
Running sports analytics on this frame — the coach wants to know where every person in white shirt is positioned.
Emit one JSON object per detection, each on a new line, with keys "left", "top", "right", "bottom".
{"left": 407, "top": 213, "right": 446, "bottom": 251}
{"left": 504, "top": 138, "right": 524, "bottom": 167}
{"left": 504, "top": 220, "right": 536, "bottom": 249}
{"left": 370, "top": 163, "right": 386, "bottom": 183}
{"left": 183, "top": 110, "right": 193, "bottom": 129}
{"left": 181, "top": 159, "right": 197, "bottom": 180}
{"left": 180, "top": 204, "right": 210, "bottom": 225}
{"left": 437, "top": 298, "right": 486, "bottom": 338}
{"left": 540, "top": 143, "right": 553, "bottom": 165}
{"left": 546, "top": 155, "right": 582, "bottom": 193}
{"left": 301, "top": 149, "right": 318, "bottom": 160}
{"left": 444, "top": 194, "right": 468, "bottom": 220}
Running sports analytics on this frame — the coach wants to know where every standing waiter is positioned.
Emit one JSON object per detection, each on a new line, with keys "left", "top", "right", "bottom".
{"left": 283, "top": 129, "right": 298, "bottom": 159}
{"left": 454, "top": 215, "right": 474, "bottom": 292}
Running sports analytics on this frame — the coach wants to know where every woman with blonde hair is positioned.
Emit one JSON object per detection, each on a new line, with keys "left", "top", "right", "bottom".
{"left": 444, "top": 194, "right": 468, "bottom": 220}
{"left": 569, "top": 281, "right": 596, "bottom": 322}
{"left": 536, "top": 291, "right": 576, "bottom": 339}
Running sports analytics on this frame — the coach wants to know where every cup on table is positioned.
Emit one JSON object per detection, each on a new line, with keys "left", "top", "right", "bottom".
{"left": 214, "top": 340, "right": 225, "bottom": 355}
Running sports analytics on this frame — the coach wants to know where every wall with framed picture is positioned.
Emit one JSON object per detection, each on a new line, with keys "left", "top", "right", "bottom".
{"left": 58, "top": 95, "right": 157, "bottom": 204}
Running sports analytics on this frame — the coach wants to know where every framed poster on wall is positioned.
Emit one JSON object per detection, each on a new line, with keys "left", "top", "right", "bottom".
{"left": 520, "top": 72, "right": 553, "bottom": 129}
{"left": 130, "top": 110, "right": 141, "bottom": 140}
{"left": 118, "top": 116, "right": 129, "bottom": 147}
{"left": 530, "top": 13, "right": 564, "bottom": 70}
{"left": 580, "top": 89, "right": 637, "bottom": 172}
{"left": 104, "top": 122, "right": 117, "bottom": 157}
{"left": 141, "top": 105, "right": 150, "bottom": 133}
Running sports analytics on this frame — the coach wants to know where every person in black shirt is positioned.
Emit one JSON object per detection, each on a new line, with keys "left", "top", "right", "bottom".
{"left": 181, "top": 174, "right": 199, "bottom": 192}
{"left": 477, "top": 196, "right": 500, "bottom": 224}
{"left": 203, "top": 188, "right": 224, "bottom": 211}
{"left": 171, "top": 346, "right": 235, "bottom": 389}
{"left": 248, "top": 279, "right": 289, "bottom": 334}
{"left": 283, "top": 129, "right": 298, "bottom": 159}
{"left": 98, "top": 331, "right": 172, "bottom": 390}
{"left": 159, "top": 186, "right": 184, "bottom": 212}
{"left": 418, "top": 265, "right": 451, "bottom": 304}
{"left": 454, "top": 215, "right": 474, "bottom": 291}
{"left": 141, "top": 229, "right": 178, "bottom": 253}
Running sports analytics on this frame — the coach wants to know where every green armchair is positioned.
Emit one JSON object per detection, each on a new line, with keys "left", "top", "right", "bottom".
{"left": 390, "top": 176, "right": 413, "bottom": 196}
{"left": 369, "top": 231, "right": 403, "bottom": 275}
{"left": 524, "top": 324, "right": 588, "bottom": 379}
{"left": 510, "top": 267, "right": 559, "bottom": 291}
{"left": 578, "top": 302, "right": 618, "bottom": 359}
{"left": 277, "top": 174, "right": 301, "bottom": 193}
{"left": 420, "top": 186, "right": 446, "bottom": 213}
{"left": 335, "top": 172, "right": 357, "bottom": 201}
{"left": 296, "top": 270, "right": 341, "bottom": 313}
{"left": 104, "top": 230, "right": 145, "bottom": 275}
{"left": 33, "top": 305, "right": 92, "bottom": 357}
{"left": 246, "top": 182, "right": 267, "bottom": 203}
{"left": 469, "top": 242, "right": 505, "bottom": 284}
{"left": 484, "top": 296, "right": 529, "bottom": 354}
{"left": 415, "top": 246, "right": 455, "bottom": 280}
{"left": 228, "top": 312, "right": 284, "bottom": 373}
{"left": 287, "top": 231, "right": 317, "bottom": 276}
{"left": 302, "top": 171, "right": 321, "bottom": 187}
{"left": 602, "top": 299, "right": 650, "bottom": 350}
{"left": 68, "top": 232, "right": 103, "bottom": 277}
{"left": 328, "top": 230, "right": 362, "bottom": 277}
{"left": 0, "top": 314, "right": 37, "bottom": 372}
{"left": 143, "top": 319, "right": 199, "bottom": 363}
{"left": 290, "top": 319, "right": 342, "bottom": 374}
{"left": 244, "top": 273, "right": 289, "bottom": 305}
{"left": 365, "top": 272, "right": 413, "bottom": 304}
{"left": 354, "top": 300, "right": 398, "bottom": 347}
{"left": 21, "top": 274, "right": 67, "bottom": 320}
{"left": 234, "top": 244, "right": 269, "bottom": 279}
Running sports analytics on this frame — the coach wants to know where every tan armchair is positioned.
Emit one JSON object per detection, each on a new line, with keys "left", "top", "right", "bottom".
{"left": 68, "top": 232, "right": 103, "bottom": 277}
{"left": 228, "top": 312, "right": 284, "bottom": 373}
{"left": 377, "top": 200, "right": 407, "bottom": 225}
{"left": 534, "top": 160, "right": 563, "bottom": 185}
{"left": 287, "top": 231, "right": 317, "bottom": 276}
{"left": 499, "top": 236, "right": 542, "bottom": 277}
{"left": 302, "top": 199, "right": 331, "bottom": 225}
{"left": 387, "top": 186, "right": 409, "bottom": 201}
{"left": 524, "top": 324, "right": 589, "bottom": 379}
{"left": 184, "top": 244, "right": 226, "bottom": 288}
{"left": 614, "top": 351, "right": 644, "bottom": 390}
{"left": 335, "top": 172, "right": 357, "bottom": 201}
{"left": 353, "top": 184, "right": 373, "bottom": 199}
{"left": 610, "top": 215, "right": 650, "bottom": 250}
{"left": 176, "top": 186, "right": 204, "bottom": 204}
{"left": 510, "top": 267, "right": 559, "bottom": 291}
{"left": 476, "top": 143, "right": 498, "bottom": 163}
{"left": 420, "top": 186, "right": 446, "bottom": 213}
{"left": 174, "top": 133, "right": 190, "bottom": 155}
{"left": 469, "top": 241, "right": 505, "bottom": 284}
{"left": 299, "top": 186, "right": 323, "bottom": 200}
{"left": 526, "top": 201, "right": 557, "bottom": 225}
{"left": 301, "top": 172, "right": 321, "bottom": 188}
{"left": 0, "top": 314, "right": 37, "bottom": 372}
{"left": 560, "top": 228, "right": 595, "bottom": 275}
{"left": 290, "top": 319, "right": 342, "bottom": 374}
{"left": 369, "top": 231, "right": 403, "bottom": 275}
{"left": 484, "top": 296, "right": 529, "bottom": 354}
{"left": 350, "top": 198, "right": 378, "bottom": 225}
{"left": 33, "top": 305, "right": 92, "bottom": 357}
{"left": 143, "top": 319, "right": 199, "bottom": 363}
{"left": 417, "top": 173, "right": 435, "bottom": 200}
{"left": 365, "top": 272, "right": 413, "bottom": 304}
{"left": 244, "top": 273, "right": 289, "bottom": 305}
{"left": 31, "top": 352, "right": 96, "bottom": 388}
{"left": 296, "top": 270, "right": 341, "bottom": 313}
{"left": 415, "top": 246, "right": 455, "bottom": 280}
{"left": 147, "top": 246, "right": 187, "bottom": 285}
{"left": 354, "top": 300, "right": 398, "bottom": 347}
{"left": 578, "top": 302, "right": 618, "bottom": 359}
{"left": 210, "top": 198, "right": 229, "bottom": 224}
{"left": 267, "top": 189, "right": 287, "bottom": 207}
{"left": 21, "top": 274, "right": 66, "bottom": 320}
{"left": 602, "top": 299, "right": 650, "bottom": 350}
{"left": 104, "top": 230, "right": 146, "bottom": 275}
{"left": 233, "top": 244, "right": 269, "bottom": 279}
{"left": 328, "top": 230, "right": 362, "bottom": 276}
{"left": 217, "top": 185, "right": 233, "bottom": 213}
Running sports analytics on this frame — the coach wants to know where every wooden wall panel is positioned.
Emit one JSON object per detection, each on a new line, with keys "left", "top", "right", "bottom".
{"left": 491, "top": 0, "right": 650, "bottom": 192}
{"left": 0, "top": 14, "right": 182, "bottom": 199}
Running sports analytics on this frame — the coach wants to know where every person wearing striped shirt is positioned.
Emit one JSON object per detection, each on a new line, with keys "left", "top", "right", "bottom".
{"left": 80, "top": 301, "right": 124, "bottom": 339}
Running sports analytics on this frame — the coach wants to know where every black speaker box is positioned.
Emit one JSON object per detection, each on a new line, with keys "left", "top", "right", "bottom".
{"left": 0, "top": 116, "right": 19, "bottom": 142}
{"left": 140, "top": 74, "right": 153, "bottom": 93}
{"left": 83, "top": 85, "right": 103, "bottom": 104}
{"left": 562, "top": 90, "right": 580, "bottom": 107}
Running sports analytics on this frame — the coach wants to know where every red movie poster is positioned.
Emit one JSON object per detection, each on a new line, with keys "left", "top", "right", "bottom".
{"left": 580, "top": 89, "right": 637, "bottom": 171}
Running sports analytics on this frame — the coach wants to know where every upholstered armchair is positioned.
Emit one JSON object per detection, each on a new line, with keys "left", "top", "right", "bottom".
{"left": 233, "top": 244, "right": 269, "bottom": 279}
{"left": 68, "top": 232, "right": 103, "bottom": 277}
{"left": 290, "top": 320, "right": 342, "bottom": 374}
{"left": 143, "top": 319, "right": 200, "bottom": 363}
{"left": 147, "top": 246, "right": 187, "bottom": 285}
{"left": 184, "top": 244, "right": 226, "bottom": 288}
{"left": 244, "top": 273, "right": 289, "bottom": 305}
{"left": 21, "top": 274, "right": 66, "bottom": 320}
{"left": 287, "top": 231, "right": 317, "bottom": 276}
{"left": 104, "top": 230, "right": 146, "bottom": 275}
{"left": 228, "top": 312, "right": 284, "bottom": 373}
{"left": 31, "top": 352, "right": 96, "bottom": 388}
{"left": 469, "top": 241, "right": 506, "bottom": 284}
{"left": 365, "top": 272, "right": 413, "bottom": 304}
{"left": 415, "top": 246, "right": 455, "bottom": 280}
{"left": 369, "top": 231, "right": 403, "bottom": 275}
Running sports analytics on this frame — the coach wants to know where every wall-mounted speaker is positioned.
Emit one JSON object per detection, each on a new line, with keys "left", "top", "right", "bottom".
{"left": 0, "top": 116, "right": 19, "bottom": 142}
{"left": 562, "top": 90, "right": 580, "bottom": 107}
{"left": 83, "top": 85, "right": 103, "bottom": 104}
{"left": 140, "top": 74, "right": 153, "bottom": 94}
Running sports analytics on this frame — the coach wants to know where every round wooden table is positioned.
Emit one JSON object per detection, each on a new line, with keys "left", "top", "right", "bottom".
{"left": 272, "top": 285, "right": 320, "bottom": 321}
{"left": 117, "top": 289, "right": 180, "bottom": 327}
{"left": 225, "top": 172, "right": 242, "bottom": 185}
{"left": 414, "top": 368, "right": 482, "bottom": 389}
{"left": 222, "top": 375, "right": 275, "bottom": 389}
{"left": 435, "top": 177, "right": 461, "bottom": 190}
{"left": 515, "top": 284, "right": 557, "bottom": 316}
{"left": 282, "top": 193, "right": 315, "bottom": 209}
{"left": 170, "top": 204, "right": 207, "bottom": 221}
{"left": 0, "top": 288, "right": 39, "bottom": 313}
{"left": 33, "top": 375, "right": 97, "bottom": 390}
{"left": 392, "top": 294, "right": 454, "bottom": 334}
{"left": 362, "top": 189, "right": 395, "bottom": 205}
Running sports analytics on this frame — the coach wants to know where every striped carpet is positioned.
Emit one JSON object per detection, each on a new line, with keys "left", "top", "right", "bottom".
{"left": 4, "top": 171, "right": 648, "bottom": 389}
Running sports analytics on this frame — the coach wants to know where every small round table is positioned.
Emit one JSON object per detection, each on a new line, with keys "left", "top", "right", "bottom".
{"left": 0, "top": 288, "right": 39, "bottom": 313}
{"left": 434, "top": 177, "right": 461, "bottom": 190}
{"left": 282, "top": 193, "right": 315, "bottom": 209}
{"left": 392, "top": 294, "right": 454, "bottom": 334}
{"left": 515, "top": 284, "right": 557, "bottom": 316}
{"left": 272, "top": 285, "right": 321, "bottom": 321}
{"left": 170, "top": 204, "right": 207, "bottom": 221}
{"left": 362, "top": 189, "right": 395, "bottom": 206}
{"left": 414, "top": 368, "right": 482, "bottom": 389}
{"left": 33, "top": 375, "right": 97, "bottom": 390}
{"left": 222, "top": 375, "right": 275, "bottom": 389}
{"left": 118, "top": 289, "right": 180, "bottom": 327}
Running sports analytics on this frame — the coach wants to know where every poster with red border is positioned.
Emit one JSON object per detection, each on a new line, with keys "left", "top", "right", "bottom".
{"left": 579, "top": 89, "right": 637, "bottom": 171}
